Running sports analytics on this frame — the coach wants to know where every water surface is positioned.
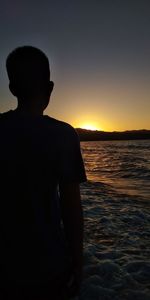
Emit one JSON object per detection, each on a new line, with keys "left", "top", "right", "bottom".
{"left": 79, "top": 140, "right": 150, "bottom": 300}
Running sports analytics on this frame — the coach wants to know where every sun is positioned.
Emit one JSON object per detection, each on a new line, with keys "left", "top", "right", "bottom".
{"left": 80, "top": 123, "right": 101, "bottom": 131}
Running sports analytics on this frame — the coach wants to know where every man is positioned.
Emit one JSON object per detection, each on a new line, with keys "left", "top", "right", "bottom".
{"left": 0, "top": 46, "right": 86, "bottom": 299}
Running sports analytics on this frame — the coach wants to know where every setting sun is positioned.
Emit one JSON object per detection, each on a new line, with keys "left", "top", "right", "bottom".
{"left": 79, "top": 123, "right": 102, "bottom": 131}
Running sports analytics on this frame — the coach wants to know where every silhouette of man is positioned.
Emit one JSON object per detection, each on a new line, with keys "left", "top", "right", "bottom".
{"left": 0, "top": 46, "right": 86, "bottom": 299}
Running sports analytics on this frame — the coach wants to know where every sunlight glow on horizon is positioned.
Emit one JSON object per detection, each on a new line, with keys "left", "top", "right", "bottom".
{"left": 78, "top": 122, "right": 103, "bottom": 131}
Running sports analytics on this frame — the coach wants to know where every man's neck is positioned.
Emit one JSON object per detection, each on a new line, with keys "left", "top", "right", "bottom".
{"left": 15, "top": 104, "right": 44, "bottom": 117}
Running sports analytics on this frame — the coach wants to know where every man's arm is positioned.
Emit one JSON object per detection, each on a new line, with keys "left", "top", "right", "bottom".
{"left": 59, "top": 182, "right": 84, "bottom": 293}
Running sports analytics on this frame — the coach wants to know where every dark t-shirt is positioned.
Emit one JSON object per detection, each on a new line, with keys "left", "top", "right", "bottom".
{"left": 0, "top": 110, "right": 86, "bottom": 286}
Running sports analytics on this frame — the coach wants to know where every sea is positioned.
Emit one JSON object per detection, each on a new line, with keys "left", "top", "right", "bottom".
{"left": 78, "top": 140, "right": 150, "bottom": 300}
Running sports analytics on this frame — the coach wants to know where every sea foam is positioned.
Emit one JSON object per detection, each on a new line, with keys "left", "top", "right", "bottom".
{"left": 78, "top": 181, "right": 150, "bottom": 300}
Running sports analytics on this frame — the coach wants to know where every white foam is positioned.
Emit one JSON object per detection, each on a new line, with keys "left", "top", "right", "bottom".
{"left": 79, "top": 181, "right": 150, "bottom": 299}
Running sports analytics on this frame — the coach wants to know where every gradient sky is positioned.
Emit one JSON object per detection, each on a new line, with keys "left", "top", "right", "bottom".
{"left": 0, "top": 0, "right": 150, "bottom": 131}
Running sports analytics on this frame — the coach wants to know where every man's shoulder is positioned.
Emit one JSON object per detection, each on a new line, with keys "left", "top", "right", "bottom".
{"left": 45, "top": 116, "right": 78, "bottom": 137}
{"left": 0, "top": 110, "right": 13, "bottom": 119}
{"left": 0, "top": 110, "right": 14, "bottom": 124}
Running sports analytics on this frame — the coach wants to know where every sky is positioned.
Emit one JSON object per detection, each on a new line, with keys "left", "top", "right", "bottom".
{"left": 0, "top": 0, "right": 150, "bottom": 131}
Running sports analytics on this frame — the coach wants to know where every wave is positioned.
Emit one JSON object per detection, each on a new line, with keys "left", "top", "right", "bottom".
{"left": 79, "top": 181, "right": 150, "bottom": 299}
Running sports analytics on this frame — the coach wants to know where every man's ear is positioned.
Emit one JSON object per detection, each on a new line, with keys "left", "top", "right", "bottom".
{"left": 9, "top": 83, "right": 17, "bottom": 97}
{"left": 49, "top": 81, "right": 54, "bottom": 94}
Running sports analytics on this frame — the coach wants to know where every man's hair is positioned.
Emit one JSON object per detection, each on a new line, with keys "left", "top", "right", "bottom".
{"left": 6, "top": 46, "right": 50, "bottom": 97}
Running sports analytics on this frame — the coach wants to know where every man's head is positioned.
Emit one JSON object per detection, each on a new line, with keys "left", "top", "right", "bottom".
{"left": 6, "top": 46, "right": 54, "bottom": 112}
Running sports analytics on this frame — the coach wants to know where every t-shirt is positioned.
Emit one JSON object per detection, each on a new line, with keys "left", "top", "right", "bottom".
{"left": 0, "top": 110, "right": 86, "bottom": 286}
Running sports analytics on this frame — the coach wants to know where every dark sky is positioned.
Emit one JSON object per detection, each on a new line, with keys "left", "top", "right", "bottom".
{"left": 0, "top": 0, "right": 150, "bottom": 130}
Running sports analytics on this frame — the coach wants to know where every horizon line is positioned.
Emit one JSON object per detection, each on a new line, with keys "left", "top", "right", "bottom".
{"left": 75, "top": 128, "right": 150, "bottom": 133}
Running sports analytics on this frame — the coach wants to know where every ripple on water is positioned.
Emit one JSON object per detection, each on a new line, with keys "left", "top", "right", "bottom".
{"left": 79, "top": 181, "right": 150, "bottom": 300}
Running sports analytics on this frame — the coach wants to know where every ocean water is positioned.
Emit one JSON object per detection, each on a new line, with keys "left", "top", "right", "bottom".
{"left": 79, "top": 140, "right": 150, "bottom": 300}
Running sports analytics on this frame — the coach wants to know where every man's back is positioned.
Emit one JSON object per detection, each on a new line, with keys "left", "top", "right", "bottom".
{"left": 0, "top": 110, "right": 85, "bottom": 287}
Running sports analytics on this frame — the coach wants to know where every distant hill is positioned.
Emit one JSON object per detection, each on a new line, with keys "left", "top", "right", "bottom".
{"left": 76, "top": 128, "right": 150, "bottom": 141}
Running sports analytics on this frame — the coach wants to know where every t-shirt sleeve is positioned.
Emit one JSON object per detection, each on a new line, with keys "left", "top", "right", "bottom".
{"left": 58, "top": 126, "right": 87, "bottom": 184}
